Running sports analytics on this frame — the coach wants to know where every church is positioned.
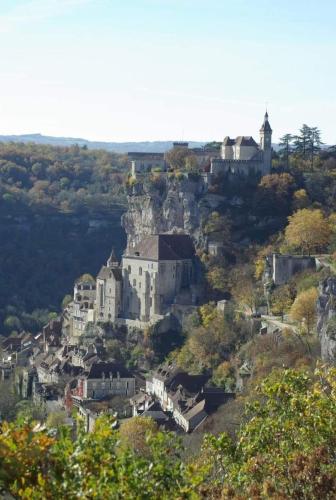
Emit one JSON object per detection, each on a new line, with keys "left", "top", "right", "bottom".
{"left": 210, "top": 111, "right": 272, "bottom": 176}
{"left": 66, "top": 233, "right": 200, "bottom": 341}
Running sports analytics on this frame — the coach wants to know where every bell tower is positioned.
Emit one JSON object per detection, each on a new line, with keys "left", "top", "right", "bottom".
{"left": 260, "top": 111, "right": 272, "bottom": 173}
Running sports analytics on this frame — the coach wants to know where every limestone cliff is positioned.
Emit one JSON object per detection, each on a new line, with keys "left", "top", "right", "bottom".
{"left": 122, "top": 175, "right": 214, "bottom": 250}
{"left": 317, "top": 277, "right": 336, "bottom": 363}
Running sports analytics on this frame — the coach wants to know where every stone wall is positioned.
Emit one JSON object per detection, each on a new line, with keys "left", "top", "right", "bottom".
{"left": 317, "top": 277, "right": 336, "bottom": 363}
{"left": 266, "top": 253, "right": 316, "bottom": 286}
{"left": 210, "top": 157, "right": 267, "bottom": 176}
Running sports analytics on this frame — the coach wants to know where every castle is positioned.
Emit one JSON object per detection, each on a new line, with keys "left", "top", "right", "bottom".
{"left": 67, "top": 234, "right": 200, "bottom": 343}
{"left": 128, "top": 111, "right": 272, "bottom": 178}
{"left": 210, "top": 111, "right": 272, "bottom": 176}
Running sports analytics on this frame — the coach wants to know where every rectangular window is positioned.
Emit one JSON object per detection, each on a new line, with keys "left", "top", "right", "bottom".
{"left": 139, "top": 267, "right": 142, "bottom": 276}
{"left": 133, "top": 279, "right": 136, "bottom": 287}
{"left": 99, "top": 284, "right": 104, "bottom": 307}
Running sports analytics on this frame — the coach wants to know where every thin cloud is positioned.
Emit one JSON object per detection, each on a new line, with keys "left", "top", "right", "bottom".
{"left": 0, "top": 0, "right": 94, "bottom": 33}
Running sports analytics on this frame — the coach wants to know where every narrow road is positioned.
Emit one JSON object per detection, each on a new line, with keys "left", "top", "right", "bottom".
{"left": 261, "top": 314, "right": 299, "bottom": 334}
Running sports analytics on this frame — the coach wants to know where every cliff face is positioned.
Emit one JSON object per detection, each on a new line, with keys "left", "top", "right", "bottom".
{"left": 317, "top": 277, "right": 336, "bottom": 363}
{"left": 122, "top": 175, "right": 212, "bottom": 250}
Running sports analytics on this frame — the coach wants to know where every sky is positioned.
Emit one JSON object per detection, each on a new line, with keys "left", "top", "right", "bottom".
{"left": 0, "top": 0, "right": 335, "bottom": 144}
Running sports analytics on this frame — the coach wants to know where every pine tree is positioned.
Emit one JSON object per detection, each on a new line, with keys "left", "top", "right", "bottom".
{"left": 308, "top": 126, "right": 323, "bottom": 167}
{"left": 293, "top": 124, "right": 312, "bottom": 159}
{"left": 279, "top": 133, "right": 294, "bottom": 168}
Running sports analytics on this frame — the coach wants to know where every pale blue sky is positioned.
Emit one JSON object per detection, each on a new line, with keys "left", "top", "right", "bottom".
{"left": 0, "top": 0, "right": 335, "bottom": 143}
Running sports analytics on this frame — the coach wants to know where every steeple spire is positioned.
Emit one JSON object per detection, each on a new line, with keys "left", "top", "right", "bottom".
{"left": 107, "top": 248, "right": 119, "bottom": 268}
{"left": 260, "top": 110, "right": 272, "bottom": 133}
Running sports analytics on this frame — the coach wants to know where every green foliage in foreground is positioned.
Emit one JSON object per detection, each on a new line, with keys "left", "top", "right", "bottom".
{"left": 1, "top": 367, "right": 336, "bottom": 499}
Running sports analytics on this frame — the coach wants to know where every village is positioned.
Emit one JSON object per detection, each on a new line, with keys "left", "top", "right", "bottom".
{"left": 2, "top": 112, "right": 335, "bottom": 435}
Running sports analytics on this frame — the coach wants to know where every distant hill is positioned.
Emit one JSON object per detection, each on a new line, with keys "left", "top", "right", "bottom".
{"left": 0, "top": 133, "right": 206, "bottom": 153}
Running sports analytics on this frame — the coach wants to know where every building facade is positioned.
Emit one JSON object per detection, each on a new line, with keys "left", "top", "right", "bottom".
{"left": 122, "top": 234, "right": 198, "bottom": 322}
{"left": 210, "top": 111, "right": 272, "bottom": 176}
{"left": 96, "top": 249, "right": 123, "bottom": 323}
{"left": 70, "top": 278, "right": 96, "bottom": 342}
{"left": 77, "top": 362, "right": 135, "bottom": 399}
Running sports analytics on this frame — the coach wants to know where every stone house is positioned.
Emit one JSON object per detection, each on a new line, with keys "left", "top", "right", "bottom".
{"left": 76, "top": 362, "right": 135, "bottom": 400}
{"left": 144, "top": 363, "right": 232, "bottom": 432}
{"left": 129, "top": 152, "right": 167, "bottom": 177}
{"left": 96, "top": 249, "right": 123, "bottom": 323}
{"left": 70, "top": 278, "right": 96, "bottom": 342}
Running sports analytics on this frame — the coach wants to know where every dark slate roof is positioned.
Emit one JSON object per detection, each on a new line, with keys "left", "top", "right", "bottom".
{"left": 168, "top": 373, "right": 209, "bottom": 395}
{"left": 2, "top": 337, "right": 22, "bottom": 350}
{"left": 153, "top": 363, "right": 183, "bottom": 382}
{"left": 127, "top": 234, "right": 195, "bottom": 261}
{"left": 111, "top": 268, "right": 122, "bottom": 281}
{"left": 223, "top": 136, "right": 235, "bottom": 146}
{"left": 97, "top": 266, "right": 122, "bottom": 282}
{"left": 235, "top": 136, "right": 258, "bottom": 147}
{"left": 108, "top": 248, "right": 118, "bottom": 263}
{"left": 260, "top": 112, "right": 272, "bottom": 133}
{"left": 86, "top": 362, "right": 132, "bottom": 379}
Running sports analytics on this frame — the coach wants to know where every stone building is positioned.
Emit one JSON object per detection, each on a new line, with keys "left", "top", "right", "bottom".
{"left": 96, "top": 249, "right": 123, "bottom": 323}
{"left": 76, "top": 361, "right": 135, "bottom": 400}
{"left": 210, "top": 111, "right": 272, "bottom": 176}
{"left": 129, "top": 152, "right": 167, "bottom": 177}
{"left": 122, "top": 234, "right": 199, "bottom": 322}
{"left": 70, "top": 277, "right": 96, "bottom": 342}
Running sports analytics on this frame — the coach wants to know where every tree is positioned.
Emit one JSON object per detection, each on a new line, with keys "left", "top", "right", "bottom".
{"left": 177, "top": 316, "right": 236, "bottom": 372}
{"left": 290, "top": 287, "right": 318, "bottom": 334}
{"left": 255, "top": 173, "right": 296, "bottom": 215}
{"left": 164, "top": 147, "right": 190, "bottom": 171}
{"left": 231, "top": 266, "right": 263, "bottom": 314}
{"left": 308, "top": 127, "right": 323, "bottom": 167}
{"left": 4, "top": 315, "right": 22, "bottom": 334}
{"left": 203, "top": 211, "right": 231, "bottom": 244}
{"left": 294, "top": 124, "right": 312, "bottom": 160}
{"left": 285, "top": 208, "right": 331, "bottom": 254}
{"left": 0, "top": 416, "right": 193, "bottom": 499}
{"left": 199, "top": 367, "right": 336, "bottom": 499}
{"left": 292, "top": 188, "right": 310, "bottom": 210}
{"left": 206, "top": 266, "right": 227, "bottom": 293}
{"left": 271, "top": 284, "right": 293, "bottom": 320}
{"left": 118, "top": 416, "right": 158, "bottom": 456}
{"left": 278, "top": 133, "right": 294, "bottom": 168}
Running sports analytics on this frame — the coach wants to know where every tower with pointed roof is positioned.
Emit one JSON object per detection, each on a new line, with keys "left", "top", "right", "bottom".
{"left": 260, "top": 110, "right": 272, "bottom": 172}
{"left": 107, "top": 248, "right": 119, "bottom": 268}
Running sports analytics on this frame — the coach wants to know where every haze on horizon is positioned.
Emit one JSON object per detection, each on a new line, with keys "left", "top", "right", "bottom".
{"left": 0, "top": 0, "right": 335, "bottom": 144}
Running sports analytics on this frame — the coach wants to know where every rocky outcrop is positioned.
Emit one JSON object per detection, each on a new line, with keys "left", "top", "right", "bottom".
{"left": 122, "top": 175, "right": 214, "bottom": 250}
{"left": 317, "top": 277, "right": 336, "bottom": 363}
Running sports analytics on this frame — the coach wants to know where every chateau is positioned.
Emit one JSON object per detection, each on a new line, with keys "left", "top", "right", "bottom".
{"left": 128, "top": 111, "right": 272, "bottom": 178}
{"left": 210, "top": 111, "right": 272, "bottom": 175}
{"left": 67, "top": 233, "right": 200, "bottom": 342}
